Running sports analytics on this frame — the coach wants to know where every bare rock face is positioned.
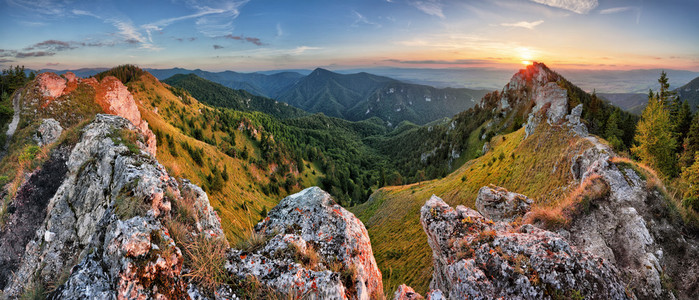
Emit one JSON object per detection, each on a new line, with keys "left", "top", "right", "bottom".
{"left": 227, "top": 187, "right": 383, "bottom": 299}
{"left": 420, "top": 195, "right": 629, "bottom": 300}
{"left": 564, "top": 136, "right": 699, "bottom": 299}
{"left": 96, "top": 76, "right": 157, "bottom": 156}
{"left": 33, "top": 118, "right": 63, "bottom": 146}
{"left": 36, "top": 72, "right": 67, "bottom": 98}
{"left": 1, "top": 114, "right": 223, "bottom": 298}
{"left": 475, "top": 185, "right": 532, "bottom": 222}
{"left": 63, "top": 72, "right": 77, "bottom": 83}
{"left": 392, "top": 284, "right": 423, "bottom": 300}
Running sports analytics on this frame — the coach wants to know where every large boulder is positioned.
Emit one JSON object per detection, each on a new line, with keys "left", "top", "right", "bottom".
{"left": 420, "top": 195, "right": 629, "bottom": 299}
{"left": 95, "top": 76, "right": 157, "bottom": 156}
{"left": 392, "top": 284, "right": 423, "bottom": 300}
{"left": 227, "top": 187, "right": 383, "bottom": 299}
{"left": 33, "top": 118, "right": 63, "bottom": 146}
{"left": 475, "top": 185, "right": 532, "bottom": 222}
{"left": 36, "top": 72, "right": 67, "bottom": 98}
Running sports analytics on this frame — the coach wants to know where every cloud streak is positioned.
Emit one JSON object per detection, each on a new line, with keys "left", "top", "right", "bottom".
{"left": 352, "top": 10, "right": 380, "bottom": 27}
{"left": 528, "top": 0, "right": 598, "bottom": 14}
{"left": 410, "top": 0, "right": 445, "bottom": 19}
{"left": 500, "top": 20, "right": 544, "bottom": 29}
{"left": 385, "top": 59, "right": 492, "bottom": 65}
{"left": 223, "top": 34, "right": 264, "bottom": 46}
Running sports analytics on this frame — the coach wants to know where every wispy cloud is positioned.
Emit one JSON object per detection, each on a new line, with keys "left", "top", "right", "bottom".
{"left": 386, "top": 59, "right": 492, "bottom": 65}
{"left": 352, "top": 10, "right": 380, "bottom": 27}
{"left": 500, "top": 20, "right": 544, "bottom": 29}
{"left": 599, "top": 6, "right": 642, "bottom": 24}
{"left": 16, "top": 51, "right": 56, "bottom": 58}
{"left": 223, "top": 34, "right": 264, "bottom": 46}
{"left": 276, "top": 23, "right": 284, "bottom": 37}
{"left": 528, "top": 0, "right": 598, "bottom": 14}
{"left": 213, "top": 44, "right": 224, "bottom": 49}
{"left": 6, "top": 0, "right": 66, "bottom": 17}
{"left": 410, "top": 0, "right": 445, "bottom": 19}
{"left": 193, "top": 0, "right": 249, "bottom": 37}
{"left": 291, "top": 46, "right": 322, "bottom": 55}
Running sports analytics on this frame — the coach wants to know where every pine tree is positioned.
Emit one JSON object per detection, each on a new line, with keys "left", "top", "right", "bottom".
{"left": 680, "top": 112, "right": 699, "bottom": 169}
{"left": 632, "top": 94, "right": 678, "bottom": 177}
{"left": 657, "top": 71, "right": 677, "bottom": 105}
{"left": 673, "top": 100, "right": 692, "bottom": 149}
{"left": 604, "top": 109, "right": 625, "bottom": 150}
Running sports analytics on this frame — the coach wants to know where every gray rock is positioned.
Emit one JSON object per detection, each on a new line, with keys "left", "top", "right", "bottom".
{"left": 34, "top": 118, "right": 63, "bottom": 146}
{"left": 393, "top": 284, "right": 423, "bottom": 300}
{"left": 2, "top": 114, "right": 223, "bottom": 298}
{"left": 227, "top": 187, "right": 384, "bottom": 300}
{"left": 475, "top": 185, "right": 532, "bottom": 222}
{"left": 420, "top": 195, "right": 630, "bottom": 300}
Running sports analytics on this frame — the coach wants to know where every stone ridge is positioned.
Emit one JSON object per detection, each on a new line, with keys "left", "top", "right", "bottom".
{"left": 420, "top": 195, "right": 630, "bottom": 299}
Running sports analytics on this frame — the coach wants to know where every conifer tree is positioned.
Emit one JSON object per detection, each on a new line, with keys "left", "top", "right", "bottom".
{"left": 632, "top": 94, "right": 678, "bottom": 177}
{"left": 604, "top": 109, "right": 625, "bottom": 150}
{"left": 680, "top": 112, "right": 699, "bottom": 169}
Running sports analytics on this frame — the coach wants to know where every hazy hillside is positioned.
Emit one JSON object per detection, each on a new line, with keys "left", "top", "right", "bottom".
{"left": 162, "top": 73, "right": 307, "bottom": 119}
{"left": 278, "top": 68, "right": 488, "bottom": 125}
{"left": 149, "top": 68, "right": 303, "bottom": 98}
{"left": 677, "top": 76, "right": 699, "bottom": 112}
{"left": 598, "top": 92, "right": 648, "bottom": 115}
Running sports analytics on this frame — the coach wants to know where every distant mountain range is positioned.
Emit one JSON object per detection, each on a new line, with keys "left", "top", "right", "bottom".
{"left": 598, "top": 75, "right": 699, "bottom": 115}
{"left": 162, "top": 73, "right": 307, "bottom": 119}
{"left": 276, "top": 68, "right": 488, "bottom": 125}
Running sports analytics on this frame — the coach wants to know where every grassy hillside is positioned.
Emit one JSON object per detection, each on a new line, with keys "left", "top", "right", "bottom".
{"left": 163, "top": 73, "right": 307, "bottom": 119}
{"left": 127, "top": 72, "right": 318, "bottom": 241}
{"left": 351, "top": 123, "right": 598, "bottom": 294}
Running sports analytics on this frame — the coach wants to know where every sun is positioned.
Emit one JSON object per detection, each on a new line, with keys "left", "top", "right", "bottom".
{"left": 517, "top": 47, "right": 534, "bottom": 66}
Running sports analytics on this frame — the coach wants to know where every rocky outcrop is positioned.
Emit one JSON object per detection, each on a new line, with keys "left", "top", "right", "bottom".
{"left": 562, "top": 136, "right": 699, "bottom": 299}
{"left": 36, "top": 73, "right": 67, "bottom": 98}
{"left": 420, "top": 195, "right": 629, "bottom": 299}
{"left": 226, "top": 187, "right": 383, "bottom": 299}
{"left": 1, "top": 114, "right": 223, "bottom": 298}
{"left": 33, "top": 118, "right": 63, "bottom": 146}
{"left": 475, "top": 185, "right": 532, "bottom": 222}
{"left": 392, "top": 284, "right": 423, "bottom": 300}
{"left": 95, "top": 76, "right": 157, "bottom": 156}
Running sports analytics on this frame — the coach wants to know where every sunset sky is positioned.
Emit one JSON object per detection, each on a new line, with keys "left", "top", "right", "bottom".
{"left": 1, "top": 0, "right": 698, "bottom": 71}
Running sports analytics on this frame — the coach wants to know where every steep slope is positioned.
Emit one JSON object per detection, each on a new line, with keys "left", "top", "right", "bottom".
{"left": 163, "top": 73, "right": 307, "bottom": 119}
{"left": 351, "top": 63, "right": 697, "bottom": 298}
{"left": 277, "top": 68, "right": 487, "bottom": 125}
{"left": 676, "top": 76, "right": 699, "bottom": 112}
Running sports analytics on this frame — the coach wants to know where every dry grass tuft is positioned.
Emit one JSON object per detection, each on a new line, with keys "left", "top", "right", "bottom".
{"left": 526, "top": 174, "right": 609, "bottom": 229}
{"left": 181, "top": 235, "right": 230, "bottom": 294}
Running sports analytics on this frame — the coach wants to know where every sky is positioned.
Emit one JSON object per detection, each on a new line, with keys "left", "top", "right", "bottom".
{"left": 1, "top": 0, "right": 698, "bottom": 72}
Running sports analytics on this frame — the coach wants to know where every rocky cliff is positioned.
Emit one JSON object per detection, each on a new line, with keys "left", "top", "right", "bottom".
{"left": 0, "top": 114, "right": 225, "bottom": 298}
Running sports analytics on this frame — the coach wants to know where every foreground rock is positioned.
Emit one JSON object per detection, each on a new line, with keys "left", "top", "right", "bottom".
{"left": 475, "top": 185, "right": 532, "bottom": 222}
{"left": 563, "top": 137, "right": 699, "bottom": 299}
{"left": 227, "top": 187, "right": 383, "bottom": 299}
{"left": 420, "top": 195, "right": 629, "bottom": 299}
{"left": 1, "top": 114, "right": 224, "bottom": 298}
{"left": 392, "top": 284, "right": 423, "bottom": 300}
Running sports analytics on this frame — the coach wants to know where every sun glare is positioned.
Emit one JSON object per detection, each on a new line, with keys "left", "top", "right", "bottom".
{"left": 522, "top": 60, "right": 532, "bottom": 66}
